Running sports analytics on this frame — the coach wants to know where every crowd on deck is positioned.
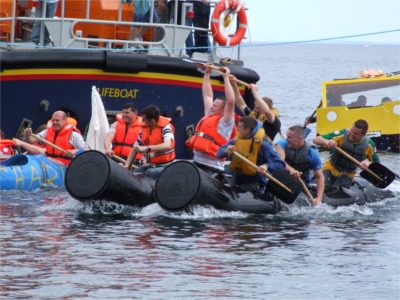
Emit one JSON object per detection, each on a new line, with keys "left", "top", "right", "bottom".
{"left": 1, "top": 62, "right": 380, "bottom": 207}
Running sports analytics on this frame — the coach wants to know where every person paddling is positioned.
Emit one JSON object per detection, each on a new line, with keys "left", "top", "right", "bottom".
{"left": 104, "top": 102, "right": 142, "bottom": 161}
{"left": 276, "top": 125, "right": 324, "bottom": 206}
{"left": 125, "top": 105, "right": 175, "bottom": 180}
{"left": 232, "top": 82, "right": 281, "bottom": 141}
{"left": 21, "top": 110, "right": 89, "bottom": 165}
{"left": 312, "top": 119, "right": 379, "bottom": 188}
{"left": 185, "top": 63, "right": 236, "bottom": 175}
{"left": 217, "top": 116, "right": 285, "bottom": 196}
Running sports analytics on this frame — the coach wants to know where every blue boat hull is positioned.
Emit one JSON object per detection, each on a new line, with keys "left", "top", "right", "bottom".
{"left": 0, "top": 154, "right": 67, "bottom": 191}
{"left": 0, "top": 50, "right": 260, "bottom": 160}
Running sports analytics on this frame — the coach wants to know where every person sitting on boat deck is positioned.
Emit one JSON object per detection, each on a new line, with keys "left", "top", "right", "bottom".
{"left": 232, "top": 82, "right": 281, "bottom": 141}
{"left": 348, "top": 95, "right": 367, "bottom": 108}
{"left": 217, "top": 116, "right": 285, "bottom": 196}
{"left": 276, "top": 125, "right": 324, "bottom": 206}
{"left": 185, "top": 63, "right": 236, "bottom": 175}
{"left": 327, "top": 93, "right": 346, "bottom": 107}
{"left": 124, "top": 104, "right": 175, "bottom": 180}
{"left": 312, "top": 119, "right": 379, "bottom": 188}
{"left": 22, "top": 111, "right": 89, "bottom": 165}
{"left": 104, "top": 103, "right": 142, "bottom": 162}
{"left": 30, "top": 0, "right": 59, "bottom": 46}
{"left": 381, "top": 96, "right": 392, "bottom": 104}
{"left": 129, "top": 0, "right": 160, "bottom": 48}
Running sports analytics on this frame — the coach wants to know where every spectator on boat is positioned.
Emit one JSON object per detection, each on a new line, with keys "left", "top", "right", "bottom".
{"left": 22, "top": 110, "right": 89, "bottom": 165}
{"left": 276, "top": 125, "right": 324, "bottom": 206}
{"left": 232, "top": 82, "right": 281, "bottom": 141}
{"left": 30, "top": 0, "right": 59, "bottom": 46}
{"left": 192, "top": 0, "right": 211, "bottom": 54}
{"left": 154, "top": 0, "right": 168, "bottom": 42}
{"left": 185, "top": 64, "right": 236, "bottom": 175}
{"left": 348, "top": 95, "right": 367, "bottom": 108}
{"left": 124, "top": 105, "right": 175, "bottom": 180}
{"left": 104, "top": 103, "right": 142, "bottom": 161}
{"left": 327, "top": 93, "right": 346, "bottom": 107}
{"left": 167, "top": 0, "right": 194, "bottom": 56}
{"left": 129, "top": 0, "right": 160, "bottom": 47}
{"left": 312, "top": 119, "right": 379, "bottom": 188}
{"left": 217, "top": 116, "right": 285, "bottom": 196}
{"left": 381, "top": 96, "right": 392, "bottom": 103}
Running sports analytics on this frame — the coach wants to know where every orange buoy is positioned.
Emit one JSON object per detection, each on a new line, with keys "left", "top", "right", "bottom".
{"left": 211, "top": 0, "right": 248, "bottom": 46}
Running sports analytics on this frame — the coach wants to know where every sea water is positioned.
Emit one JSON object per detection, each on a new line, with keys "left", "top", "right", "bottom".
{"left": 1, "top": 43, "right": 400, "bottom": 299}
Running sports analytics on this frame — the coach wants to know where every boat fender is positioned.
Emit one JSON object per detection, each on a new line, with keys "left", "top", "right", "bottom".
{"left": 211, "top": 0, "right": 248, "bottom": 46}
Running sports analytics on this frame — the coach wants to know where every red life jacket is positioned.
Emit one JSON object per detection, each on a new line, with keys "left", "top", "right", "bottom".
{"left": 0, "top": 139, "right": 15, "bottom": 161}
{"left": 45, "top": 119, "right": 77, "bottom": 165}
{"left": 185, "top": 115, "right": 236, "bottom": 158}
{"left": 113, "top": 114, "right": 142, "bottom": 158}
{"left": 141, "top": 116, "right": 175, "bottom": 164}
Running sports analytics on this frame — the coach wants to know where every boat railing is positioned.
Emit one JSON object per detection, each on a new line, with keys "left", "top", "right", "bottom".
{"left": 0, "top": 0, "right": 245, "bottom": 61}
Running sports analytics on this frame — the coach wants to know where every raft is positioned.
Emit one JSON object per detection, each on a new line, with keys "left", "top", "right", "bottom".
{"left": 155, "top": 161, "right": 283, "bottom": 214}
{"left": 0, "top": 154, "right": 67, "bottom": 191}
{"left": 65, "top": 150, "right": 156, "bottom": 207}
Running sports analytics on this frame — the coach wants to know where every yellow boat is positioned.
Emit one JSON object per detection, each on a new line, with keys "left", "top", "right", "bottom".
{"left": 316, "top": 71, "right": 400, "bottom": 152}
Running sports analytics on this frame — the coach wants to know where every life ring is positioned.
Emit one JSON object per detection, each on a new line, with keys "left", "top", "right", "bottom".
{"left": 211, "top": 0, "right": 248, "bottom": 46}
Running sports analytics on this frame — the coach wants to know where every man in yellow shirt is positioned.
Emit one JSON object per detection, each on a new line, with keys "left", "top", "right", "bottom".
{"left": 313, "top": 119, "right": 379, "bottom": 187}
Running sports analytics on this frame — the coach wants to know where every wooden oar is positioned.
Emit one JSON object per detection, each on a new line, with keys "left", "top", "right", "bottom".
{"left": 334, "top": 147, "right": 383, "bottom": 181}
{"left": 113, "top": 154, "right": 138, "bottom": 169}
{"left": 125, "top": 150, "right": 139, "bottom": 170}
{"left": 183, "top": 59, "right": 251, "bottom": 88}
{"left": 233, "top": 151, "right": 291, "bottom": 193}
{"left": 298, "top": 177, "right": 314, "bottom": 203}
{"left": 29, "top": 133, "right": 67, "bottom": 154}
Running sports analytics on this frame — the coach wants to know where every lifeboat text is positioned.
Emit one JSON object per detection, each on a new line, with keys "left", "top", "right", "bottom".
{"left": 99, "top": 88, "right": 139, "bottom": 99}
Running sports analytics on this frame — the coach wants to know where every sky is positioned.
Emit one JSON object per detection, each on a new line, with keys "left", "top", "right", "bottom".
{"left": 240, "top": 0, "right": 400, "bottom": 44}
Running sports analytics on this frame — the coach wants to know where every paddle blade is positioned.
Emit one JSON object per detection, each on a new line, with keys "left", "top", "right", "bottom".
{"left": 304, "top": 127, "right": 312, "bottom": 138}
{"left": 266, "top": 170, "right": 303, "bottom": 204}
{"left": 360, "top": 162, "right": 395, "bottom": 189}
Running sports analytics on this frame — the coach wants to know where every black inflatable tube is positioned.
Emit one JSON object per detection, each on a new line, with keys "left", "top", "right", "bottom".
{"left": 66, "top": 150, "right": 156, "bottom": 207}
{"left": 155, "top": 161, "right": 279, "bottom": 214}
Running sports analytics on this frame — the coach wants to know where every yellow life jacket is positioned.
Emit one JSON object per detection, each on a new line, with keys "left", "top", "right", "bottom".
{"left": 229, "top": 127, "right": 265, "bottom": 175}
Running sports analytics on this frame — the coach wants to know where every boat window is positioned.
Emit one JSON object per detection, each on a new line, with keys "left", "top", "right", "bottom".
{"left": 326, "top": 79, "right": 400, "bottom": 108}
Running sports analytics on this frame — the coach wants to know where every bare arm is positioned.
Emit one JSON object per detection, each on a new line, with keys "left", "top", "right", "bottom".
{"left": 202, "top": 64, "right": 214, "bottom": 115}
{"left": 104, "top": 132, "right": 115, "bottom": 157}
{"left": 222, "top": 67, "right": 235, "bottom": 123}
{"left": 250, "top": 84, "right": 275, "bottom": 124}
{"left": 313, "top": 169, "right": 325, "bottom": 206}
{"left": 13, "top": 138, "right": 46, "bottom": 155}
{"left": 276, "top": 143, "right": 301, "bottom": 178}
{"left": 231, "top": 78, "right": 246, "bottom": 114}
{"left": 313, "top": 136, "right": 336, "bottom": 149}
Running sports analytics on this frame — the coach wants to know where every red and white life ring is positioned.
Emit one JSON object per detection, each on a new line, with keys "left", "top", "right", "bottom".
{"left": 211, "top": 0, "right": 248, "bottom": 46}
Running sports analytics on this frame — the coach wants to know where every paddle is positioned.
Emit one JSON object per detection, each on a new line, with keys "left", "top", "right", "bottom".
{"left": 304, "top": 100, "right": 322, "bottom": 138}
{"left": 233, "top": 151, "right": 302, "bottom": 204}
{"left": 125, "top": 150, "right": 139, "bottom": 170}
{"left": 183, "top": 59, "right": 251, "bottom": 88}
{"left": 112, "top": 154, "right": 138, "bottom": 169}
{"left": 297, "top": 176, "right": 314, "bottom": 204}
{"left": 334, "top": 147, "right": 395, "bottom": 189}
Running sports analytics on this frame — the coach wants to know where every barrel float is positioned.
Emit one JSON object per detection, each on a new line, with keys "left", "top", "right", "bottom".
{"left": 65, "top": 150, "right": 156, "bottom": 207}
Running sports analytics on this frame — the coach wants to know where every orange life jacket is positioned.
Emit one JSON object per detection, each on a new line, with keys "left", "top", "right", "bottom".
{"left": 113, "top": 114, "right": 142, "bottom": 158}
{"left": 141, "top": 116, "right": 175, "bottom": 164}
{"left": 0, "top": 139, "right": 15, "bottom": 160}
{"left": 45, "top": 120, "right": 77, "bottom": 165}
{"left": 185, "top": 115, "right": 236, "bottom": 159}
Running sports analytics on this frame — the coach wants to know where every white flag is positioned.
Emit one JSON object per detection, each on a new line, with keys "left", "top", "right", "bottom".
{"left": 85, "top": 86, "right": 109, "bottom": 153}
